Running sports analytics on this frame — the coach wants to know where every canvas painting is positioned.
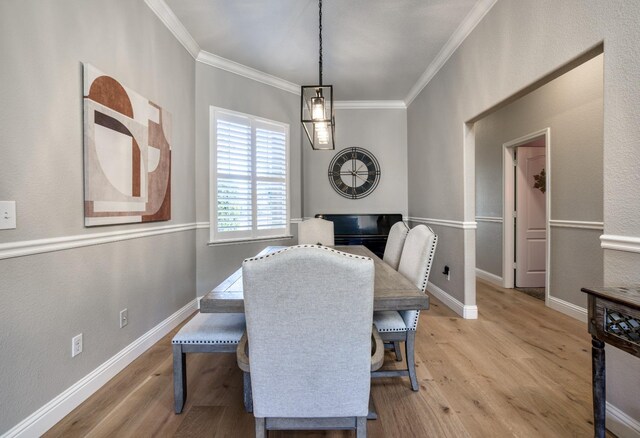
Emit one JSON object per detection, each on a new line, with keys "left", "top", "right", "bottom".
{"left": 83, "top": 63, "right": 171, "bottom": 226}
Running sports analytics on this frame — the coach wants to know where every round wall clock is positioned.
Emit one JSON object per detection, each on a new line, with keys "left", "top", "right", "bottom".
{"left": 328, "top": 147, "right": 381, "bottom": 199}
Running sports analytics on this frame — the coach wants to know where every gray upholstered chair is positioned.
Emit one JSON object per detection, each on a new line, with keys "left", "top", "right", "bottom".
{"left": 238, "top": 245, "right": 380, "bottom": 437}
{"left": 383, "top": 221, "right": 410, "bottom": 270}
{"left": 372, "top": 225, "right": 437, "bottom": 391}
{"left": 298, "top": 218, "right": 335, "bottom": 246}
{"left": 172, "top": 312, "right": 245, "bottom": 413}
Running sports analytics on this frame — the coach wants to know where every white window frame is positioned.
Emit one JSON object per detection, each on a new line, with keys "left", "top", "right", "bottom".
{"left": 209, "top": 106, "right": 290, "bottom": 244}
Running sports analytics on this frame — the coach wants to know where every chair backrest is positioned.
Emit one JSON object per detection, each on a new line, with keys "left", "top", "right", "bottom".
{"left": 298, "top": 218, "right": 335, "bottom": 246}
{"left": 397, "top": 225, "right": 437, "bottom": 330}
{"left": 242, "top": 245, "right": 374, "bottom": 419}
{"left": 383, "top": 221, "right": 410, "bottom": 270}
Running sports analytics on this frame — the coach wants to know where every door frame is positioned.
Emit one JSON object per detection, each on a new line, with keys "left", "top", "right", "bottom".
{"left": 502, "top": 128, "right": 551, "bottom": 305}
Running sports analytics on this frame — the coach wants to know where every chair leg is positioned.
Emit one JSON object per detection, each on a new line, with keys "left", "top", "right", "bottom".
{"left": 356, "top": 416, "right": 367, "bottom": 438}
{"left": 173, "top": 344, "right": 187, "bottom": 414}
{"left": 406, "top": 330, "right": 419, "bottom": 391}
{"left": 255, "top": 417, "right": 266, "bottom": 438}
{"left": 243, "top": 371, "right": 253, "bottom": 413}
{"left": 393, "top": 341, "right": 403, "bottom": 361}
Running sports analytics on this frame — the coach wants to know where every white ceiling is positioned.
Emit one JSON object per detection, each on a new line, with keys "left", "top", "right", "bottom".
{"left": 164, "top": 0, "right": 483, "bottom": 101}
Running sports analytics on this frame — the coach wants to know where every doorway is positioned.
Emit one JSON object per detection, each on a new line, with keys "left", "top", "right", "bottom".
{"left": 502, "top": 129, "right": 550, "bottom": 304}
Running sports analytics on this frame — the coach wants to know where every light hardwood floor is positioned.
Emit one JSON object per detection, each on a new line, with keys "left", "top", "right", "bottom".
{"left": 46, "top": 280, "right": 609, "bottom": 437}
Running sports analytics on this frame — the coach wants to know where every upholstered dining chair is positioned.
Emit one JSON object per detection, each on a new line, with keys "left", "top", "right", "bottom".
{"left": 383, "top": 221, "right": 410, "bottom": 270}
{"left": 238, "top": 245, "right": 381, "bottom": 437}
{"left": 298, "top": 218, "right": 335, "bottom": 246}
{"left": 372, "top": 224, "right": 437, "bottom": 391}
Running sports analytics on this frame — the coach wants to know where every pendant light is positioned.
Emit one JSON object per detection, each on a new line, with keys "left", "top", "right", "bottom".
{"left": 301, "top": 0, "right": 335, "bottom": 150}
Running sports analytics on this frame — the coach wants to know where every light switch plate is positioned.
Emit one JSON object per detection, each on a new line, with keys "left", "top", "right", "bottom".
{"left": 0, "top": 201, "right": 16, "bottom": 230}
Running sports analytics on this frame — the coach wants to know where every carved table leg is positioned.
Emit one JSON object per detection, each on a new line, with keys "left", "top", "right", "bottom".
{"left": 592, "top": 336, "right": 605, "bottom": 438}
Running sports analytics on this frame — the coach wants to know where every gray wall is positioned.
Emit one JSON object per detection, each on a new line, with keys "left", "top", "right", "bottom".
{"left": 303, "top": 108, "right": 408, "bottom": 217}
{"left": 407, "top": 0, "right": 640, "bottom": 424}
{"left": 475, "top": 54, "right": 604, "bottom": 308}
{"left": 0, "top": 0, "right": 196, "bottom": 433}
{"left": 194, "top": 63, "right": 302, "bottom": 297}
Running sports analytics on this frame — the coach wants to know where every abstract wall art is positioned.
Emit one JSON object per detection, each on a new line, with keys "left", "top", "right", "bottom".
{"left": 83, "top": 63, "right": 171, "bottom": 226}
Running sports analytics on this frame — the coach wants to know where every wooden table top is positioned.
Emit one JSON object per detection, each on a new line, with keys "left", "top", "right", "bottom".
{"left": 581, "top": 286, "right": 640, "bottom": 309}
{"left": 200, "top": 245, "right": 429, "bottom": 313}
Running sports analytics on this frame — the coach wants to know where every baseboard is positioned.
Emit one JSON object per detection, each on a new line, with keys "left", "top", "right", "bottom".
{"left": 2, "top": 299, "right": 198, "bottom": 438}
{"left": 547, "top": 296, "right": 588, "bottom": 323}
{"left": 475, "top": 268, "right": 503, "bottom": 287}
{"left": 427, "top": 281, "right": 478, "bottom": 319}
{"left": 607, "top": 402, "right": 640, "bottom": 438}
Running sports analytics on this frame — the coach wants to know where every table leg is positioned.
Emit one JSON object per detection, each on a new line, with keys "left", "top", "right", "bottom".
{"left": 592, "top": 336, "right": 605, "bottom": 438}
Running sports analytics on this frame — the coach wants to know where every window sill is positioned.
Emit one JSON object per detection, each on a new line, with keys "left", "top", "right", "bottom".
{"left": 207, "top": 235, "right": 294, "bottom": 247}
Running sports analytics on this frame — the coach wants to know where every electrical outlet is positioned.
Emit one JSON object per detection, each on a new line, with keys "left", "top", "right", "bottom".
{"left": 0, "top": 201, "right": 16, "bottom": 230}
{"left": 120, "top": 308, "right": 128, "bottom": 328}
{"left": 443, "top": 265, "right": 451, "bottom": 281}
{"left": 72, "top": 333, "right": 83, "bottom": 357}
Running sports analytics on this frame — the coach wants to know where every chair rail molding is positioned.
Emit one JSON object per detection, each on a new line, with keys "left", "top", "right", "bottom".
{"left": 408, "top": 217, "right": 477, "bottom": 229}
{"left": 0, "top": 223, "right": 198, "bottom": 261}
{"left": 600, "top": 234, "right": 640, "bottom": 254}
{"left": 475, "top": 216, "right": 503, "bottom": 223}
{"left": 426, "top": 281, "right": 478, "bottom": 319}
{"left": 2, "top": 299, "right": 198, "bottom": 438}
{"left": 549, "top": 219, "right": 604, "bottom": 230}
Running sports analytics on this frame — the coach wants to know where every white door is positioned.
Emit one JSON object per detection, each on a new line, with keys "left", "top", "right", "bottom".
{"left": 515, "top": 146, "right": 546, "bottom": 287}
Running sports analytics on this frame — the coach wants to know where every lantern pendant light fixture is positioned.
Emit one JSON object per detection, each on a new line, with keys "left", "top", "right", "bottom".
{"left": 301, "top": 0, "right": 335, "bottom": 150}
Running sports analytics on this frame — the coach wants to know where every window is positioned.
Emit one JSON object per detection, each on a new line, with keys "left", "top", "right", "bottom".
{"left": 210, "top": 107, "right": 289, "bottom": 243}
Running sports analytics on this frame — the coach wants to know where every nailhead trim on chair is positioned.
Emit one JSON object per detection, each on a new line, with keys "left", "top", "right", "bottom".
{"left": 172, "top": 339, "right": 240, "bottom": 344}
{"left": 408, "top": 228, "right": 438, "bottom": 331}
{"left": 244, "top": 244, "right": 372, "bottom": 263}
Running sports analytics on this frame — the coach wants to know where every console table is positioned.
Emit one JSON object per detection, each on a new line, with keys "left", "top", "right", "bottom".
{"left": 581, "top": 286, "right": 640, "bottom": 438}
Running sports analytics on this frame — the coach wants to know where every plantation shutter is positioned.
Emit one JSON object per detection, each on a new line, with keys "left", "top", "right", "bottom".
{"left": 211, "top": 109, "right": 289, "bottom": 242}
{"left": 255, "top": 121, "right": 287, "bottom": 234}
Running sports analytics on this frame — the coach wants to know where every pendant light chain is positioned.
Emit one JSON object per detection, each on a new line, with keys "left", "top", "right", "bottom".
{"left": 318, "top": 0, "right": 323, "bottom": 86}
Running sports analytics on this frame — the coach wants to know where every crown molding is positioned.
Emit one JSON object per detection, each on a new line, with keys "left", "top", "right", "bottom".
{"left": 197, "top": 51, "right": 301, "bottom": 95}
{"left": 405, "top": 0, "right": 498, "bottom": 105}
{"left": 334, "top": 101, "right": 406, "bottom": 110}
{"left": 144, "top": 0, "right": 200, "bottom": 59}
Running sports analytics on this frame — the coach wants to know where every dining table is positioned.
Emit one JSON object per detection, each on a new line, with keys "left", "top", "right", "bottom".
{"left": 199, "top": 245, "right": 429, "bottom": 313}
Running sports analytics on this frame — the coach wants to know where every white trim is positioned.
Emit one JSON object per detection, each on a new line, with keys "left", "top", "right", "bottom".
{"left": 197, "top": 51, "right": 300, "bottom": 95}
{"left": 475, "top": 268, "right": 503, "bottom": 286}
{"left": 144, "top": 0, "right": 200, "bottom": 58}
{"left": 408, "top": 216, "right": 477, "bottom": 229}
{"left": 549, "top": 220, "right": 603, "bottom": 230}
{"left": 0, "top": 223, "right": 197, "bottom": 261}
{"left": 2, "top": 299, "right": 197, "bottom": 438}
{"left": 607, "top": 402, "right": 640, "bottom": 438}
{"left": 475, "top": 216, "right": 503, "bottom": 223}
{"left": 207, "top": 235, "right": 294, "bottom": 246}
{"left": 195, "top": 221, "right": 210, "bottom": 229}
{"left": 547, "top": 296, "right": 588, "bottom": 323}
{"left": 600, "top": 234, "right": 640, "bottom": 254}
{"left": 290, "top": 218, "right": 304, "bottom": 224}
{"left": 334, "top": 101, "right": 406, "bottom": 110}
{"left": 405, "top": 0, "right": 498, "bottom": 105}
{"left": 502, "top": 128, "right": 550, "bottom": 293}
{"left": 426, "top": 281, "right": 478, "bottom": 320}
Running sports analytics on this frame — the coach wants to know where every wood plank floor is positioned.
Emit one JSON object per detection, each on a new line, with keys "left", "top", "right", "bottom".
{"left": 46, "top": 280, "right": 610, "bottom": 437}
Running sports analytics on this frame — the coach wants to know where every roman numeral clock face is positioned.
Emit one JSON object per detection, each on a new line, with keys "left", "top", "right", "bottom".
{"left": 328, "top": 147, "right": 381, "bottom": 199}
